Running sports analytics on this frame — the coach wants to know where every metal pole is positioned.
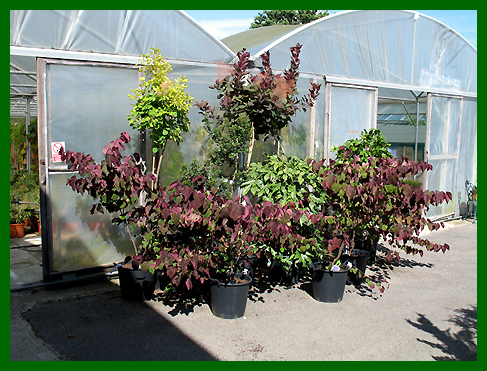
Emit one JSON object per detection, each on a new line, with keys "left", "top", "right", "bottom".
{"left": 414, "top": 97, "right": 420, "bottom": 162}
{"left": 409, "top": 91, "right": 424, "bottom": 163}
{"left": 25, "top": 96, "right": 31, "bottom": 172}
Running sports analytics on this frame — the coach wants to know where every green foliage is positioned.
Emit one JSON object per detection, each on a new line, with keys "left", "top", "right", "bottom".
{"left": 250, "top": 10, "right": 329, "bottom": 28}
{"left": 10, "top": 202, "right": 30, "bottom": 224}
{"left": 128, "top": 47, "right": 194, "bottom": 154}
{"left": 332, "top": 128, "right": 392, "bottom": 165}
{"left": 202, "top": 112, "right": 253, "bottom": 181}
{"left": 180, "top": 159, "right": 233, "bottom": 199}
{"left": 10, "top": 167, "right": 40, "bottom": 224}
{"left": 10, "top": 119, "right": 39, "bottom": 172}
{"left": 241, "top": 154, "right": 331, "bottom": 271}
{"left": 242, "top": 154, "right": 326, "bottom": 215}
{"left": 402, "top": 179, "right": 422, "bottom": 188}
{"left": 405, "top": 114, "right": 426, "bottom": 127}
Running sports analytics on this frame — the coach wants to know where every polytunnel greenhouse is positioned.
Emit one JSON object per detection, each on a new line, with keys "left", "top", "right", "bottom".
{"left": 10, "top": 10, "right": 476, "bottom": 282}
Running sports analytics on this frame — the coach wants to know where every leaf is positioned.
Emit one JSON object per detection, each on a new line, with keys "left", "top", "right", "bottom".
{"left": 228, "top": 202, "right": 244, "bottom": 221}
{"left": 345, "top": 185, "right": 356, "bottom": 199}
{"left": 402, "top": 184, "right": 413, "bottom": 198}
{"left": 191, "top": 191, "right": 205, "bottom": 210}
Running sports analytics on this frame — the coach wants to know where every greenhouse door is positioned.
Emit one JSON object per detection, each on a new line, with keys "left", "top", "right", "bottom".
{"left": 425, "top": 93, "right": 463, "bottom": 218}
{"left": 37, "top": 58, "right": 140, "bottom": 281}
{"left": 324, "top": 83, "right": 378, "bottom": 160}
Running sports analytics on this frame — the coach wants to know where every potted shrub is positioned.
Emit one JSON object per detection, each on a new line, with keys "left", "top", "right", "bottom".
{"left": 309, "top": 153, "right": 453, "bottom": 291}
{"left": 65, "top": 132, "right": 159, "bottom": 301}
{"left": 308, "top": 259, "right": 350, "bottom": 303}
{"left": 191, "top": 44, "right": 321, "bottom": 281}
{"left": 304, "top": 214, "right": 353, "bottom": 302}
{"left": 241, "top": 154, "right": 327, "bottom": 283}
{"left": 330, "top": 128, "right": 395, "bottom": 263}
{"left": 10, "top": 167, "right": 41, "bottom": 234}
{"left": 130, "top": 176, "right": 256, "bottom": 318}
{"left": 65, "top": 49, "right": 194, "bottom": 300}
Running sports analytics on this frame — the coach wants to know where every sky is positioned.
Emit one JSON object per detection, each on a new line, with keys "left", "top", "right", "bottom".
{"left": 183, "top": 10, "right": 477, "bottom": 49}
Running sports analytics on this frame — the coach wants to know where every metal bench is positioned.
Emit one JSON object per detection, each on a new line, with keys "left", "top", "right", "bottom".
{"left": 465, "top": 180, "right": 477, "bottom": 224}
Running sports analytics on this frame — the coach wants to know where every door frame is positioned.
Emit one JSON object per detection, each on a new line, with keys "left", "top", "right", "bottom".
{"left": 36, "top": 57, "right": 139, "bottom": 281}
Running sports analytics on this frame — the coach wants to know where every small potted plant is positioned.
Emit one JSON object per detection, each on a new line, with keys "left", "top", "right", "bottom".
{"left": 308, "top": 256, "right": 351, "bottom": 303}
{"left": 304, "top": 214, "right": 353, "bottom": 303}
{"left": 10, "top": 202, "right": 29, "bottom": 238}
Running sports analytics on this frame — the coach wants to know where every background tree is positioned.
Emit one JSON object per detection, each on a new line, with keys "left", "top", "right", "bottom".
{"left": 250, "top": 10, "right": 329, "bottom": 28}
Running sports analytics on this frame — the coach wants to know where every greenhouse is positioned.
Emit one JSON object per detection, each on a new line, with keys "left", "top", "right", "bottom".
{"left": 10, "top": 10, "right": 476, "bottom": 281}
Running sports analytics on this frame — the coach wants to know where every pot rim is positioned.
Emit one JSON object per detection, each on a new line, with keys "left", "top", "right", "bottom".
{"left": 210, "top": 274, "right": 252, "bottom": 287}
{"left": 309, "top": 261, "right": 350, "bottom": 273}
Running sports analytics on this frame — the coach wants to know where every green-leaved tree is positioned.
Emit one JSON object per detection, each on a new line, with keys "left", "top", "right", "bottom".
{"left": 128, "top": 48, "right": 194, "bottom": 188}
{"left": 250, "top": 10, "right": 328, "bottom": 28}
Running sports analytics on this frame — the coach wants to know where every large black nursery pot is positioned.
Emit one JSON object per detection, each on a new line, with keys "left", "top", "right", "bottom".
{"left": 210, "top": 273, "right": 252, "bottom": 319}
{"left": 118, "top": 266, "right": 157, "bottom": 301}
{"left": 309, "top": 262, "right": 348, "bottom": 303}
{"left": 346, "top": 249, "right": 369, "bottom": 284}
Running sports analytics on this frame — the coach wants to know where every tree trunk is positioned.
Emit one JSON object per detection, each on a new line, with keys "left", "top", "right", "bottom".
{"left": 152, "top": 142, "right": 167, "bottom": 190}
{"left": 246, "top": 125, "right": 255, "bottom": 170}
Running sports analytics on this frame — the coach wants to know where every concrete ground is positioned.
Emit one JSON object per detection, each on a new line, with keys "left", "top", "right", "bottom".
{"left": 10, "top": 219, "right": 477, "bottom": 361}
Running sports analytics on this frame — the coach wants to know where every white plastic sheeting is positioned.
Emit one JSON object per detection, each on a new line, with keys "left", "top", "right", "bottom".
{"left": 10, "top": 10, "right": 235, "bottom": 103}
{"left": 325, "top": 84, "right": 378, "bottom": 159}
{"left": 223, "top": 10, "right": 476, "bottom": 97}
{"left": 426, "top": 95, "right": 463, "bottom": 216}
{"left": 43, "top": 61, "right": 142, "bottom": 272}
{"left": 10, "top": 10, "right": 234, "bottom": 63}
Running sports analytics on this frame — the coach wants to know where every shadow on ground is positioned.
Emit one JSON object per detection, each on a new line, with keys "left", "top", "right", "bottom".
{"left": 342, "top": 244, "right": 436, "bottom": 299}
{"left": 152, "top": 282, "right": 210, "bottom": 317}
{"left": 23, "top": 282, "right": 218, "bottom": 361}
{"left": 406, "top": 305, "right": 477, "bottom": 361}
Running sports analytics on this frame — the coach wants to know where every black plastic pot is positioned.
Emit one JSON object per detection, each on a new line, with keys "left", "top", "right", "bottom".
{"left": 118, "top": 266, "right": 156, "bottom": 301}
{"left": 346, "top": 249, "right": 369, "bottom": 284}
{"left": 210, "top": 274, "right": 252, "bottom": 319}
{"left": 309, "top": 263, "right": 348, "bottom": 303}
{"left": 260, "top": 257, "right": 300, "bottom": 284}
{"left": 355, "top": 238, "right": 379, "bottom": 264}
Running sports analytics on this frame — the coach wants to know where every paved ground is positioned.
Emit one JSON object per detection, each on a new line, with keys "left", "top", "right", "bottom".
{"left": 10, "top": 219, "right": 477, "bottom": 361}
